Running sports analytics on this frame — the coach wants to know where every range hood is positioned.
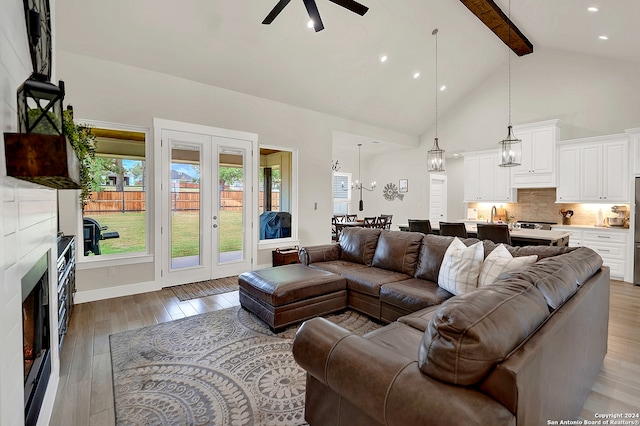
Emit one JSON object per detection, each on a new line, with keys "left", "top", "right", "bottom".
{"left": 4, "top": 133, "right": 81, "bottom": 189}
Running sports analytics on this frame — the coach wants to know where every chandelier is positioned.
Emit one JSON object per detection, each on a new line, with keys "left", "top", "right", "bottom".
{"left": 428, "top": 28, "right": 445, "bottom": 172}
{"left": 498, "top": 0, "right": 522, "bottom": 167}
{"left": 343, "top": 143, "right": 376, "bottom": 211}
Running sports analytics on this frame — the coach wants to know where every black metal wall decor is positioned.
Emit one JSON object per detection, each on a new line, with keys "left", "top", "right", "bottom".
{"left": 24, "top": 0, "right": 52, "bottom": 81}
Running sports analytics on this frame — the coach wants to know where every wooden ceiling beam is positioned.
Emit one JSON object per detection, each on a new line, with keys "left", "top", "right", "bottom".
{"left": 460, "top": 0, "right": 533, "bottom": 56}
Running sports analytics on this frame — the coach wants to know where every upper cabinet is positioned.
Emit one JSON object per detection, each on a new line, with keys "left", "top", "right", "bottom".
{"left": 510, "top": 119, "right": 561, "bottom": 188}
{"left": 556, "top": 134, "right": 630, "bottom": 203}
{"left": 464, "top": 150, "right": 517, "bottom": 203}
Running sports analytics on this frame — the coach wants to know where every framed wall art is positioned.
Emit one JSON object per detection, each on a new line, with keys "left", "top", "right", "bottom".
{"left": 399, "top": 179, "right": 408, "bottom": 193}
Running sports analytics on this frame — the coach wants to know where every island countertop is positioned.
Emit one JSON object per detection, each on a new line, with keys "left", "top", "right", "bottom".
{"left": 398, "top": 222, "right": 572, "bottom": 246}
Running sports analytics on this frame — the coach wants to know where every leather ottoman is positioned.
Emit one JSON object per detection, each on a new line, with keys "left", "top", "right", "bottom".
{"left": 238, "top": 264, "right": 347, "bottom": 332}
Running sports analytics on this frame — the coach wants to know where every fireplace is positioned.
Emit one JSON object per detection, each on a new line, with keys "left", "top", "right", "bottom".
{"left": 22, "top": 252, "right": 51, "bottom": 426}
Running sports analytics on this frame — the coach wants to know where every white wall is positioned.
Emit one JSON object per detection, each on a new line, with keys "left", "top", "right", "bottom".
{"left": 56, "top": 50, "right": 418, "bottom": 296}
{"left": 361, "top": 47, "right": 640, "bottom": 223}
{"left": 1, "top": 0, "right": 60, "bottom": 424}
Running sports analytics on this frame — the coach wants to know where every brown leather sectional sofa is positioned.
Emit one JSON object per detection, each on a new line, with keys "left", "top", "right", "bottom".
{"left": 293, "top": 227, "right": 609, "bottom": 425}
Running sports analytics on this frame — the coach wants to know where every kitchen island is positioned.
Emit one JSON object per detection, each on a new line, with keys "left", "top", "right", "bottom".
{"left": 398, "top": 223, "right": 571, "bottom": 247}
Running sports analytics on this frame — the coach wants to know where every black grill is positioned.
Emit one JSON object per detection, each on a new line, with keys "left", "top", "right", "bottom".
{"left": 83, "top": 217, "right": 120, "bottom": 255}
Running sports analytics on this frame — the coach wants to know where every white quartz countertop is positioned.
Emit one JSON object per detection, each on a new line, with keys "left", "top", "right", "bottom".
{"left": 463, "top": 224, "right": 572, "bottom": 241}
{"left": 550, "top": 224, "right": 629, "bottom": 232}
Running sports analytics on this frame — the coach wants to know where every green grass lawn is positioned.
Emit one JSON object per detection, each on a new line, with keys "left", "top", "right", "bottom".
{"left": 86, "top": 210, "right": 243, "bottom": 256}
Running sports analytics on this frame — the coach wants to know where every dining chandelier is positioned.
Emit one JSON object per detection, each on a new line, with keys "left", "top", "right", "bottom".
{"left": 342, "top": 143, "right": 375, "bottom": 211}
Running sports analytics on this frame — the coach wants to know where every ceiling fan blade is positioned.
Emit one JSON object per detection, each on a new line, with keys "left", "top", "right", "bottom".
{"left": 262, "top": 0, "right": 292, "bottom": 24}
{"left": 327, "top": 0, "right": 369, "bottom": 16}
{"left": 303, "top": 0, "right": 325, "bottom": 31}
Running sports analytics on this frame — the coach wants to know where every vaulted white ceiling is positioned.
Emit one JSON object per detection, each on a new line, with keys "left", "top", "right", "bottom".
{"left": 55, "top": 0, "right": 640, "bottom": 137}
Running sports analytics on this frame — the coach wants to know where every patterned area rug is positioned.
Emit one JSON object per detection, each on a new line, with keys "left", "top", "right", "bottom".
{"left": 110, "top": 306, "right": 381, "bottom": 425}
{"left": 169, "top": 276, "right": 239, "bottom": 301}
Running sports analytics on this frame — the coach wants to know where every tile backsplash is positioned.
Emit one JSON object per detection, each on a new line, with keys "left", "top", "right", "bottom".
{"left": 468, "top": 188, "right": 630, "bottom": 226}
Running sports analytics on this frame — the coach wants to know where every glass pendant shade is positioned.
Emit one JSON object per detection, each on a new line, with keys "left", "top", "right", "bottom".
{"left": 428, "top": 137, "right": 445, "bottom": 172}
{"left": 498, "top": 125, "right": 522, "bottom": 167}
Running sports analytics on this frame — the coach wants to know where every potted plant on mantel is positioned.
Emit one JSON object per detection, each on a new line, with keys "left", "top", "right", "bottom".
{"left": 62, "top": 108, "right": 96, "bottom": 210}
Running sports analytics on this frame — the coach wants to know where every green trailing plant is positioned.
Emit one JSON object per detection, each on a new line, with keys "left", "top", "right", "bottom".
{"left": 62, "top": 109, "right": 96, "bottom": 210}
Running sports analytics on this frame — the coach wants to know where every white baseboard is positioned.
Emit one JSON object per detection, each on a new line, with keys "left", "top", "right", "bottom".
{"left": 74, "top": 280, "right": 161, "bottom": 303}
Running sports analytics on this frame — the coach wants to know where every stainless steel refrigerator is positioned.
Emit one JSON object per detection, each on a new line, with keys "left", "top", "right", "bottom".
{"left": 634, "top": 178, "right": 640, "bottom": 285}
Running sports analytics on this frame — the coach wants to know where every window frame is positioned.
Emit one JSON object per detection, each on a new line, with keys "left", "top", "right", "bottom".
{"left": 73, "top": 119, "right": 152, "bottom": 266}
{"left": 257, "top": 145, "right": 299, "bottom": 250}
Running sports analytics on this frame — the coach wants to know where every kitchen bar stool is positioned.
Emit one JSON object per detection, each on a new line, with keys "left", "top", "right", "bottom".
{"left": 439, "top": 222, "right": 468, "bottom": 238}
{"left": 408, "top": 219, "right": 432, "bottom": 234}
{"left": 476, "top": 224, "right": 511, "bottom": 245}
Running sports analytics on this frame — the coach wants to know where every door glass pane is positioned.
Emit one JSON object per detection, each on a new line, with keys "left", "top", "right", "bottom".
{"left": 171, "top": 145, "right": 201, "bottom": 269}
{"left": 219, "top": 148, "right": 244, "bottom": 264}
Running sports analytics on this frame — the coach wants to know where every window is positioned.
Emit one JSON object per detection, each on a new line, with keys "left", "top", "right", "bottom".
{"left": 82, "top": 128, "right": 148, "bottom": 257}
{"left": 259, "top": 148, "right": 294, "bottom": 241}
{"left": 333, "top": 172, "right": 351, "bottom": 215}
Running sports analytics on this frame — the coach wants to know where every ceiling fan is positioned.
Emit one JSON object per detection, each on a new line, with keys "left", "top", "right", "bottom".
{"left": 262, "top": 0, "right": 369, "bottom": 32}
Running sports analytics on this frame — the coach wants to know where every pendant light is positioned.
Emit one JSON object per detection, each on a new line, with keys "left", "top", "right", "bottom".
{"left": 498, "top": 0, "right": 522, "bottom": 167}
{"left": 428, "top": 28, "right": 445, "bottom": 172}
{"left": 342, "top": 143, "right": 376, "bottom": 211}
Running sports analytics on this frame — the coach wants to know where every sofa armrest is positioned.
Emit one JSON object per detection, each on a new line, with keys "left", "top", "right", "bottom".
{"left": 293, "top": 318, "right": 514, "bottom": 426}
{"left": 298, "top": 244, "right": 341, "bottom": 265}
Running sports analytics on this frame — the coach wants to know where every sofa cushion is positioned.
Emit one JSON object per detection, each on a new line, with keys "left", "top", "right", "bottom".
{"left": 437, "top": 238, "right": 484, "bottom": 295}
{"left": 372, "top": 231, "right": 424, "bottom": 275}
{"left": 478, "top": 244, "right": 537, "bottom": 287}
{"left": 308, "top": 260, "right": 368, "bottom": 275}
{"left": 481, "top": 240, "right": 574, "bottom": 260}
{"left": 505, "top": 247, "right": 603, "bottom": 310}
{"left": 414, "top": 234, "right": 481, "bottom": 282}
{"left": 339, "top": 227, "right": 382, "bottom": 266}
{"left": 380, "top": 279, "right": 453, "bottom": 313}
{"left": 342, "top": 267, "right": 412, "bottom": 297}
{"left": 418, "top": 279, "right": 549, "bottom": 386}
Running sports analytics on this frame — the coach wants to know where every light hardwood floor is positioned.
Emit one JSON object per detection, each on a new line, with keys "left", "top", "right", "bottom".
{"left": 49, "top": 281, "right": 640, "bottom": 425}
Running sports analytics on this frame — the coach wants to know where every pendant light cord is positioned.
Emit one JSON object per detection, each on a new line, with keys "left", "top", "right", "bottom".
{"left": 508, "top": 0, "right": 512, "bottom": 127}
{"left": 433, "top": 28, "right": 439, "bottom": 140}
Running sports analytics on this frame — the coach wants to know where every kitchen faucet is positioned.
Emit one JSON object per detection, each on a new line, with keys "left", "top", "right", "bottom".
{"left": 490, "top": 205, "right": 497, "bottom": 224}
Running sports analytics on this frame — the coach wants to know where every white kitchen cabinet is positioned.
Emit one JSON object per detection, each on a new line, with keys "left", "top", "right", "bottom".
{"left": 627, "top": 127, "right": 640, "bottom": 175}
{"left": 556, "top": 144, "right": 580, "bottom": 202}
{"left": 557, "top": 134, "right": 629, "bottom": 203}
{"left": 552, "top": 226, "right": 629, "bottom": 280}
{"left": 464, "top": 150, "right": 516, "bottom": 202}
{"left": 510, "top": 119, "right": 561, "bottom": 188}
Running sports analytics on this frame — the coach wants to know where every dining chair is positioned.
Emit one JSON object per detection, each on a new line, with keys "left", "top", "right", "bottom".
{"left": 379, "top": 214, "right": 393, "bottom": 230}
{"left": 375, "top": 216, "right": 388, "bottom": 229}
{"left": 408, "top": 219, "right": 432, "bottom": 234}
{"left": 439, "top": 222, "right": 468, "bottom": 238}
{"left": 363, "top": 217, "right": 377, "bottom": 227}
{"left": 333, "top": 214, "right": 346, "bottom": 223}
{"left": 476, "top": 223, "right": 511, "bottom": 245}
{"left": 346, "top": 214, "right": 358, "bottom": 222}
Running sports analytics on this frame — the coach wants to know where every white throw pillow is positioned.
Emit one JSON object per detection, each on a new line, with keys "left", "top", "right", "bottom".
{"left": 478, "top": 244, "right": 538, "bottom": 287}
{"left": 437, "top": 238, "right": 484, "bottom": 295}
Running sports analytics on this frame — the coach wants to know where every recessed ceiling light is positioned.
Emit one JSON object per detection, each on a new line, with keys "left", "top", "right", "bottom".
{"left": 440, "top": 85, "right": 447, "bottom": 91}
{"left": 307, "top": 20, "right": 314, "bottom": 29}
{"left": 413, "top": 72, "right": 421, "bottom": 79}
{"left": 599, "top": 35, "right": 609, "bottom": 40}
{"left": 380, "top": 55, "right": 388, "bottom": 63}
{"left": 588, "top": 6, "right": 598, "bottom": 12}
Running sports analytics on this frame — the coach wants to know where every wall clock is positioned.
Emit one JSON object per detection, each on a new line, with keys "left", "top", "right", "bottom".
{"left": 24, "top": 0, "right": 52, "bottom": 81}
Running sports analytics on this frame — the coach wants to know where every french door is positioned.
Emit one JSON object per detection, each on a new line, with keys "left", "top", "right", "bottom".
{"left": 158, "top": 121, "right": 256, "bottom": 286}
